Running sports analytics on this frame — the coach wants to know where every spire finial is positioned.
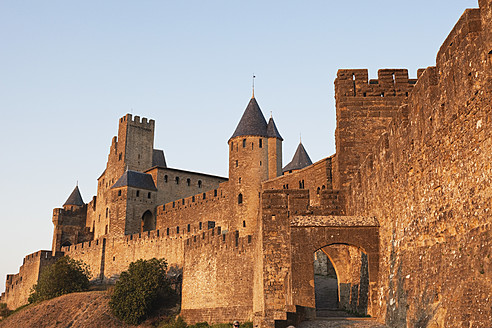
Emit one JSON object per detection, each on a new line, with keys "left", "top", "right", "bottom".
{"left": 270, "top": 110, "right": 272, "bottom": 119}
{"left": 300, "top": 133, "right": 302, "bottom": 143}
{"left": 252, "top": 74, "right": 255, "bottom": 98}
{"left": 76, "top": 180, "right": 78, "bottom": 187}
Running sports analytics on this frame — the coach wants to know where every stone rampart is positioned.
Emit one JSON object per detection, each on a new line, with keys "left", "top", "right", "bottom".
{"left": 181, "top": 228, "right": 255, "bottom": 324}
{"left": 343, "top": 3, "right": 491, "bottom": 326}
{"left": 1, "top": 250, "right": 63, "bottom": 309}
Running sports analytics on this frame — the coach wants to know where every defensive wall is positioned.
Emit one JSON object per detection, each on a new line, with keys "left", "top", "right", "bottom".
{"left": 181, "top": 227, "right": 255, "bottom": 324}
{"left": 0, "top": 250, "right": 63, "bottom": 309}
{"left": 341, "top": 3, "right": 491, "bottom": 327}
{"left": 262, "top": 156, "right": 336, "bottom": 208}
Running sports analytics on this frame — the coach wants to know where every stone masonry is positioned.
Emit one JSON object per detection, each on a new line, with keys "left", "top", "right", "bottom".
{"left": 1, "top": 2, "right": 491, "bottom": 327}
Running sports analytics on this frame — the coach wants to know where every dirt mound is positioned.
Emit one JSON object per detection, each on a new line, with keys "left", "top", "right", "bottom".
{"left": 0, "top": 291, "right": 131, "bottom": 328}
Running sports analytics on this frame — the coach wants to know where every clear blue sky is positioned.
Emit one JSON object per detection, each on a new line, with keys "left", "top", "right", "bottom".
{"left": 0, "top": 1, "right": 477, "bottom": 294}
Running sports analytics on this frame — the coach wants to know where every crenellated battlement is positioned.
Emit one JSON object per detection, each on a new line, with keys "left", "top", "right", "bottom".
{"left": 184, "top": 227, "right": 254, "bottom": 251}
{"left": 157, "top": 186, "right": 224, "bottom": 215}
{"left": 119, "top": 113, "right": 155, "bottom": 130}
{"left": 335, "top": 68, "right": 419, "bottom": 99}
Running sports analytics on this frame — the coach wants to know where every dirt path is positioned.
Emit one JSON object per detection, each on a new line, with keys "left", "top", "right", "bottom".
{"left": 298, "top": 318, "right": 388, "bottom": 328}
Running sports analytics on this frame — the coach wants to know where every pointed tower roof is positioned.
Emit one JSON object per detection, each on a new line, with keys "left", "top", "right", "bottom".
{"left": 63, "top": 186, "right": 85, "bottom": 206}
{"left": 230, "top": 97, "right": 268, "bottom": 140}
{"left": 111, "top": 170, "right": 157, "bottom": 191}
{"left": 282, "top": 142, "right": 313, "bottom": 172}
{"left": 266, "top": 117, "right": 283, "bottom": 140}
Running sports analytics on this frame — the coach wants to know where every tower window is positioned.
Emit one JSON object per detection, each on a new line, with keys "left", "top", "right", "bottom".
{"left": 167, "top": 227, "right": 169, "bottom": 235}
{"left": 148, "top": 192, "right": 151, "bottom": 199}
{"left": 231, "top": 142, "right": 233, "bottom": 151}
{"left": 243, "top": 220, "right": 246, "bottom": 227}
{"left": 136, "top": 190, "right": 140, "bottom": 197}
{"left": 259, "top": 161, "right": 262, "bottom": 166}
{"left": 187, "top": 224, "right": 190, "bottom": 232}
{"left": 106, "top": 208, "right": 109, "bottom": 218}
{"left": 238, "top": 177, "right": 241, "bottom": 184}
{"left": 199, "top": 222, "right": 202, "bottom": 230}
{"left": 214, "top": 189, "right": 218, "bottom": 197}
{"left": 238, "top": 193, "right": 243, "bottom": 204}
{"left": 236, "top": 160, "right": 238, "bottom": 167}
{"left": 175, "top": 177, "right": 179, "bottom": 184}
{"left": 198, "top": 180, "right": 202, "bottom": 188}
{"left": 164, "top": 175, "right": 168, "bottom": 183}
{"left": 243, "top": 139, "right": 246, "bottom": 148}
{"left": 118, "top": 153, "right": 122, "bottom": 161}
{"left": 187, "top": 178, "right": 191, "bottom": 186}
{"left": 203, "top": 192, "right": 206, "bottom": 199}
{"left": 118, "top": 190, "right": 121, "bottom": 196}
{"left": 177, "top": 226, "right": 179, "bottom": 234}
{"left": 252, "top": 142, "right": 254, "bottom": 149}
{"left": 259, "top": 139, "right": 262, "bottom": 148}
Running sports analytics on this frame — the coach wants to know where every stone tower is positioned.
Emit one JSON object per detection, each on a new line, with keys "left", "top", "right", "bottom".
{"left": 108, "top": 170, "right": 158, "bottom": 236}
{"left": 93, "top": 114, "right": 156, "bottom": 239}
{"left": 228, "top": 96, "right": 283, "bottom": 235}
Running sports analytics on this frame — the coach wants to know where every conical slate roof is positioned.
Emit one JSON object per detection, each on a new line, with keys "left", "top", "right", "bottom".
{"left": 266, "top": 117, "right": 283, "bottom": 140}
{"left": 63, "top": 186, "right": 84, "bottom": 206}
{"left": 111, "top": 170, "right": 157, "bottom": 191}
{"left": 230, "top": 97, "right": 268, "bottom": 139}
{"left": 283, "top": 142, "right": 313, "bottom": 172}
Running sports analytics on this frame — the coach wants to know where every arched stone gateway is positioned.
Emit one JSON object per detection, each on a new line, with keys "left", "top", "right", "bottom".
{"left": 256, "top": 190, "right": 379, "bottom": 327}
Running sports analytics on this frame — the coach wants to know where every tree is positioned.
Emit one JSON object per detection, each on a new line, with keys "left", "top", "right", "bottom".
{"left": 109, "top": 258, "right": 174, "bottom": 325}
{"left": 28, "top": 256, "right": 91, "bottom": 303}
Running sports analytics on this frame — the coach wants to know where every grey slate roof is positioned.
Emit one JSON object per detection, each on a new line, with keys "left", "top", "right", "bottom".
{"left": 152, "top": 149, "right": 167, "bottom": 167}
{"left": 283, "top": 142, "right": 313, "bottom": 172}
{"left": 63, "top": 186, "right": 85, "bottom": 206}
{"left": 230, "top": 97, "right": 268, "bottom": 139}
{"left": 266, "top": 117, "right": 283, "bottom": 140}
{"left": 111, "top": 170, "right": 157, "bottom": 191}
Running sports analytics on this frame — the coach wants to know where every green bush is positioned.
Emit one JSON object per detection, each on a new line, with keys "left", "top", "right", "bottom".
{"left": 0, "top": 303, "right": 12, "bottom": 318}
{"left": 109, "top": 258, "right": 174, "bottom": 325}
{"left": 28, "top": 256, "right": 91, "bottom": 303}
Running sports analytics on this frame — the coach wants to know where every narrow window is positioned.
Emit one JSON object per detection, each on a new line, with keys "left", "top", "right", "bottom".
{"left": 317, "top": 187, "right": 320, "bottom": 194}
{"left": 242, "top": 139, "right": 246, "bottom": 148}
{"left": 106, "top": 208, "right": 108, "bottom": 218}
{"left": 182, "top": 199, "right": 185, "bottom": 205}
{"left": 230, "top": 142, "right": 233, "bottom": 151}
{"left": 203, "top": 192, "right": 206, "bottom": 199}
{"left": 214, "top": 189, "right": 218, "bottom": 197}
{"left": 238, "top": 177, "right": 241, "bottom": 184}
{"left": 252, "top": 142, "right": 254, "bottom": 150}
{"left": 172, "top": 201, "right": 175, "bottom": 208}
{"left": 187, "top": 224, "right": 191, "bottom": 232}
{"left": 118, "top": 190, "right": 121, "bottom": 196}
{"left": 105, "top": 225, "right": 108, "bottom": 234}
{"left": 259, "top": 139, "right": 262, "bottom": 148}
{"left": 147, "top": 192, "right": 151, "bottom": 199}
{"left": 136, "top": 190, "right": 140, "bottom": 197}
{"left": 238, "top": 193, "right": 243, "bottom": 204}
{"left": 192, "top": 196, "right": 195, "bottom": 202}
{"left": 164, "top": 175, "right": 168, "bottom": 183}
{"left": 177, "top": 226, "right": 179, "bottom": 234}
{"left": 243, "top": 220, "right": 246, "bottom": 227}
{"left": 175, "top": 177, "right": 179, "bottom": 184}
{"left": 118, "top": 153, "right": 122, "bottom": 161}
{"left": 259, "top": 161, "right": 262, "bottom": 166}
{"left": 167, "top": 227, "right": 169, "bottom": 235}
{"left": 235, "top": 160, "right": 238, "bottom": 167}
{"left": 198, "top": 180, "right": 202, "bottom": 188}
{"left": 199, "top": 222, "right": 202, "bottom": 230}
{"left": 187, "top": 178, "right": 191, "bottom": 186}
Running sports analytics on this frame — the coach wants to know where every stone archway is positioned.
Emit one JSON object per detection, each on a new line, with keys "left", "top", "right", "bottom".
{"left": 141, "top": 210, "right": 155, "bottom": 232}
{"left": 289, "top": 222, "right": 379, "bottom": 318}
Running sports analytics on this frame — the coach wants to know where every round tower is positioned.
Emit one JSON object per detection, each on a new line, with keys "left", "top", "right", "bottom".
{"left": 228, "top": 96, "right": 282, "bottom": 235}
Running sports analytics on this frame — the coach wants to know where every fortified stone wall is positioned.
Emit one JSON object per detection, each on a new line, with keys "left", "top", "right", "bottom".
{"left": 156, "top": 183, "right": 235, "bottom": 235}
{"left": 333, "top": 68, "right": 418, "bottom": 191}
{"left": 181, "top": 228, "right": 255, "bottom": 324}
{"left": 51, "top": 206, "right": 91, "bottom": 251}
{"left": 263, "top": 156, "right": 333, "bottom": 207}
{"left": 62, "top": 231, "right": 186, "bottom": 282}
{"left": 1, "top": 251, "right": 63, "bottom": 309}
{"left": 146, "top": 167, "right": 227, "bottom": 207}
{"left": 343, "top": 4, "right": 491, "bottom": 327}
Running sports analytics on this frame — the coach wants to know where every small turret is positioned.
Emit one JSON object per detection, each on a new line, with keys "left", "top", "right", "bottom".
{"left": 283, "top": 141, "right": 312, "bottom": 174}
{"left": 63, "top": 185, "right": 84, "bottom": 210}
{"left": 266, "top": 116, "right": 283, "bottom": 179}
